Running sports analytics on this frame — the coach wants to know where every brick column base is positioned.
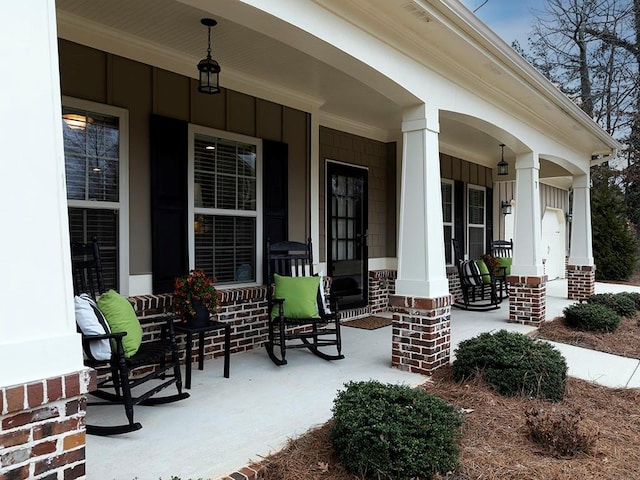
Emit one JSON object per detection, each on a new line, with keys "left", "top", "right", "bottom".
{"left": 507, "top": 275, "right": 547, "bottom": 326}
{"left": 567, "top": 265, "right": 596, "bottom": 300}
{"left": 389, "top": 294, "right": 451, "bottom": 375}
{"left": 0, "top": 368, "right": 95, "bottom": 480}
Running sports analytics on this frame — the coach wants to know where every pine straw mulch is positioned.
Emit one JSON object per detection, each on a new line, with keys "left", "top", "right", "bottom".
{"left": 260, "top": 367, "right": 640, "bottom": 480}
{"left": 531, "top": 314, "right": 640, "bottom": 359}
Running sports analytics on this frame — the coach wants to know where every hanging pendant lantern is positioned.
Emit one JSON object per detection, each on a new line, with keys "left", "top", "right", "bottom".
{"left": 497, "top": 143, "right": 508, "bottom": 176}
{"left": 197, "top": 18, "right": 221, "bottom": 95}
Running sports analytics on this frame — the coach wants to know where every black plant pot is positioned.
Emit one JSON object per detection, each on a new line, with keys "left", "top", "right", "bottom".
{"left": 186, "top": 298, "right": 211, "bottom": 327}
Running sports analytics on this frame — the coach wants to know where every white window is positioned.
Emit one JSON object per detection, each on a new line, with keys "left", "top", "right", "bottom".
{"left": 62, "top": 97, "right": 129, "bottom": 294}
{"left": 188, "top": 126, "right": 262, "bottom": 285}
{"left": 467, "top": 185, "right": 485, "bottom": 260}
{"left": 441, "top": 180, "right": 454, "bottom": 265}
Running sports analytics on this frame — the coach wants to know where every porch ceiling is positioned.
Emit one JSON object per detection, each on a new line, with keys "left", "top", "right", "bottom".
{"left": 55, "top": 0, "right": 616, "bottom": 171}
{"left": 56, "top": 0, "right": 411, "bottom": 136}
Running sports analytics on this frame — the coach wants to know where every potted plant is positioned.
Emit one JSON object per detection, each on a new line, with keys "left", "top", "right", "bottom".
{"left": 480, "top": 253, "right": 501, "bottom": 278}
{"left": 172, "top": 269, "right": 220, "bottom": 326}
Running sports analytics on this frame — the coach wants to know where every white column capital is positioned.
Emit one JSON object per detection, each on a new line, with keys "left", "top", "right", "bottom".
{"left": 402, "top": 104, "right": 439, "bottom": 134}
{"left": 515, "top": 151, "right": 540, "bottom": 170}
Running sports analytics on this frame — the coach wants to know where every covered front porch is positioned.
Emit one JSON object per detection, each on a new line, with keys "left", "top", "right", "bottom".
{"left": 86, "top": 279, "right": 640, "bottom": 480}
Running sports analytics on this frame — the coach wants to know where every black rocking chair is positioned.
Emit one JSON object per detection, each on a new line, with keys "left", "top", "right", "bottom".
{"left": 451, "top": 238, "right": 501, "bottom": 311}
{"left": 265, "top": 239, "right": 344, "bottom": 366}
{"left": 71, "top": 237, "right": 189, "bottom": 435}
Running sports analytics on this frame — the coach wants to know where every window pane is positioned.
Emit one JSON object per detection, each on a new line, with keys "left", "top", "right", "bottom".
{"left": 441, "top": 183, "right": 452, "bottom": 223}
{"left": 194, "top": 214, "right": 256, "bottom": 284}
{"left": 62, "top": 107, "right": 119, "bottom": 203}
{"left": 468, "top": 188, "right": 485, "bottom": 225}
{"left": 469, "top": 226, "right": 484, "bottom": 260}
{"left": 68, "top": 207, "right": 119, "bottom": 291}
{"left": 194, "top": 134, "right": 257, "bottom": 213}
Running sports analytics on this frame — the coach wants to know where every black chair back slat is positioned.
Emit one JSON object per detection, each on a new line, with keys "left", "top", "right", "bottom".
{"left": 491, "top": 239, "right": 513, "bottom": 258}
{"left": 71, "top": 237, "right": 106, "bottom": 299}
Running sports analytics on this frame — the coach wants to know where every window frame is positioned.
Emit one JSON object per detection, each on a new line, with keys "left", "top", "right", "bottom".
{"left": 187, "top": 124, "right": 263, "bottom": 287}
{"left": 62, "top": 96, "right": 130, "bottom": 295}
{"left": 441, "top": 179, "right": 454, "bottom": 266}
{"left": 466, "top": 184, "right": 486, "bottom": 260}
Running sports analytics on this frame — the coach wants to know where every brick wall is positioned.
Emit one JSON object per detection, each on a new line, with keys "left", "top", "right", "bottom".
{"left": 126, "top": 286, "right": 270, "bottom": 369}
{"left": 567, "top": 265, "right": 596, "bottom": 300}
{"left": 0, "top": 369, "right": 94, "bottom": 480}
{"left": 507, "top": 275, "right": 547, "bottom": 325}
{"left": 368, "top": 270, "right": 396, "bottom": 314}
{"left": 128, "top": 272, "right": 400, "bottom": 365}
{"left": 389, "top": 294, "right": 452, "bottom": 375}
{"left": 446, "top": 266, "right": 462, "bottom": 303}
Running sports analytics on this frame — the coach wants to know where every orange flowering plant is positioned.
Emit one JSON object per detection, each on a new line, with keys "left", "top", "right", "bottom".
{"left": 172, "top": 269, "right": 220, "bottom": 319}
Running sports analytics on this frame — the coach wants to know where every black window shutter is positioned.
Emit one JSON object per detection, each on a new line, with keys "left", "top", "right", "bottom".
{"left": 262, "top": 140, "right": 288, "bottom": 283}
{"left": 454, "top": 180, "right": 465, "bottom": 257}
{"left": 150, "top": 114, "right": 189, "bottom": 294}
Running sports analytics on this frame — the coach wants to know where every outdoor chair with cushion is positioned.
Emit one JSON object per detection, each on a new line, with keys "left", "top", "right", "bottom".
{"left": 491, "top": 239, "right": 513, "bottom": 297}
{"left": 71, "top": 238, "right": 189, "bottom": 435}
{"left": 451, "top": 238, "right": 501, "bottom": 310}
{"left": 454, "top": 259, "right": 502, "bottom": 311}
{"left": 265, "top": 239, "right": 344, "bottom": 366}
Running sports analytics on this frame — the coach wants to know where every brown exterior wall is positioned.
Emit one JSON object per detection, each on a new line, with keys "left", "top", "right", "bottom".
{"left": 318, "top": 127, "right": 397, "bottom": 262}
{"left": 58, "top": 39, "right": 311, "bottom": 275}
{"left": 439, "top": 153, "right": 493, "bottom": 187}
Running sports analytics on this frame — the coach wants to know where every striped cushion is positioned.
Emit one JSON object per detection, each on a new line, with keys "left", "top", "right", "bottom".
{"left": 462, "top": 260, "right": 482, "bottom": 286}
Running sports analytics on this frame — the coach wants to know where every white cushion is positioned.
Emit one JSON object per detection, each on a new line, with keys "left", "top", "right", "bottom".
{"left": 317, "top": 271, "right": 332, "bottom": 315}
{"left": 74, "top": 293, "right": 112, "bottom": 361}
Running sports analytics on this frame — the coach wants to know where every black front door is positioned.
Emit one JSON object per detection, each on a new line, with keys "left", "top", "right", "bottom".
{"left": 327, "top": 162, "right": 368, "bottom": 309}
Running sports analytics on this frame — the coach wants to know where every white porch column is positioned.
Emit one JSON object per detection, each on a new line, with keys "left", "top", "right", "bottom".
{"left": 568, "top": 174, "right": 594, "bottom": 266}
{"left": 508, "top": 151, "right": 547, "bottom": 325}
{"left": 512, "top": 152, "right": 544, "bottom": 276}
{"left": 0, "top": 1, "right": 85, "bottom": 387}
{"left": 567, "top": 173, "right": 596, "bottom": 299}
{"left": 391, "top": 104, "right": 450, "bottom": 375}
{"left": 1, "top": 2, "right": 92, "bottom": 479}
{"left": 395, "top": 104, "right": 449, "bottom": 298}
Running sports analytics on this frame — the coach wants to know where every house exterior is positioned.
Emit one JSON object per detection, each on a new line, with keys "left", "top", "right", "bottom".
{"left": 1, "top": 0, "right": 620, "bottom": 478}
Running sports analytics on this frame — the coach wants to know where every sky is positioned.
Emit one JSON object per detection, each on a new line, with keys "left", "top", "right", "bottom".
{"left": 460, "top": 0, "right": 541, "bottom": 49}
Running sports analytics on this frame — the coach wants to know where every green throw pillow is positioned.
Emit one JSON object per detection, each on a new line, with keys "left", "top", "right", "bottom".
{"left": 475, "top": 259, "right": 492, "bottom": 284}
{"left": 496, "top": 257, "right": 512, "bottom": 276}
{"left": 97, "top": 290, "right": 143, "bottom": 358}
{"left": 271, "top": 274, "right": 321, "bottom": 319}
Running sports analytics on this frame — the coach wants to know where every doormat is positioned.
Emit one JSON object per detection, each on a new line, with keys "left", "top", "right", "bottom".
{"left": 343, "top": 316, "right": 392, "bottom": 330}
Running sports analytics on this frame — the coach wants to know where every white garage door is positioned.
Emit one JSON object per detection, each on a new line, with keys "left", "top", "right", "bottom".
{"left": 541, "top": 208, "right": 566, "bottom": 280}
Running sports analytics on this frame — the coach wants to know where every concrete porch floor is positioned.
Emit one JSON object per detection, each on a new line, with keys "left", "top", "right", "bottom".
{"left": 86, "top": 279, "right": 640, "bottom": 480}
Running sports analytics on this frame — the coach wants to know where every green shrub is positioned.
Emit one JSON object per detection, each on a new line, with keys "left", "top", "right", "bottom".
{"left": 586, "top": 293, "right": 636, "bottom": 318}
{"left": 452, "top": 330, "right": 567, "bottom": 402}
{"left": 614, "top": 291, "right": 640, "bottom": 311}
{"left": 331, "top": 380, "right": 463, "bottom": 479}
{"left": 563, "top": 302, "right": 621, "bottom": 332}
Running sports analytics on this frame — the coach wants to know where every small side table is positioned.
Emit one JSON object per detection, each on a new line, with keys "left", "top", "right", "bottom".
{"left": 174, "top": 321, "right": 230, "bottom": 389}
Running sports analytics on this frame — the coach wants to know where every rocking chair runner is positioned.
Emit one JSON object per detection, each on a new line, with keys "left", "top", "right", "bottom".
{"left": 265, "top": 239, "right": 344, "bottom": 366}
{"left": 71, "top": 238, "right": 189, "bottom": 435}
